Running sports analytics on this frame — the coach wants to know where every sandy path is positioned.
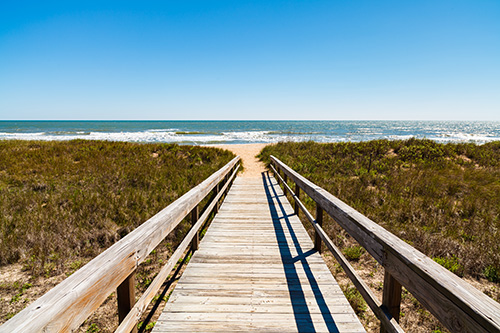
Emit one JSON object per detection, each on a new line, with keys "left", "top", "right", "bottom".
{"left": 209, "top": 143, "right": 269, "bottom": 177}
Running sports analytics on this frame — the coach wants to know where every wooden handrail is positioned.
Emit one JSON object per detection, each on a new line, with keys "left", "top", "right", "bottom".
{"left": 1, "top": 156, "right": 240, "bottom": 333}
{"left": 270, "top": 155, "right": 500, "bottom": 333}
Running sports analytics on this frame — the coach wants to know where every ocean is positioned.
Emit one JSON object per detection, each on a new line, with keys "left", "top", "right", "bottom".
{"left": 0, "top": 120, "right": 499, "bottom": 145}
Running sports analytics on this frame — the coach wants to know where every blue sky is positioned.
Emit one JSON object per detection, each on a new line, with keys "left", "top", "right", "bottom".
{"left": 0, "top": 1, "right": 499, "bottom": 120}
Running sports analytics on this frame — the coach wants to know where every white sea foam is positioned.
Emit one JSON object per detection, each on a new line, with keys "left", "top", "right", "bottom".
{"left": 0, "top": 132, "right": 47, "bottom": 137}
{"left": 431, "top": 132, "right": 500, "bottom": 144}
{"left": 0, "top": 130, "right": 281, "bottom": 144}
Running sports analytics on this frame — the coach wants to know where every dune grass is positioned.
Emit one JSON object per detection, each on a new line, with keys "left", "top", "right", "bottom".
{"left": 258, "top": 139, "right": 500, "bottom": 282}
{"left": 0, "top": 140, "right": 235, "bottom": 276}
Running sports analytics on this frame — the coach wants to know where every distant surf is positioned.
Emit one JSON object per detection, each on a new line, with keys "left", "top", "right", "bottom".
{"left": 0, "top": 120, "right": 499, "bottom": 145}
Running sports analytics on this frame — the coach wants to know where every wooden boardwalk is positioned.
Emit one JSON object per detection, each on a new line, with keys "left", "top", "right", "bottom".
{"left": 154, "top": 174, "right": 365, "bottom": 332}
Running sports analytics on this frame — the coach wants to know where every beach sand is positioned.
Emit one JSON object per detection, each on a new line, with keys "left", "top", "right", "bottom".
{"left": 208, "top": 143, "right": 269, "bottom": 177}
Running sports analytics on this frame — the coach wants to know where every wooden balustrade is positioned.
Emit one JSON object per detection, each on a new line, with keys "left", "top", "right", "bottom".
{"left": 270, "top": 155, "right": 500, "bottom": 333}
{"left": 1, "top": 157, "right": 240, "bottom": 333}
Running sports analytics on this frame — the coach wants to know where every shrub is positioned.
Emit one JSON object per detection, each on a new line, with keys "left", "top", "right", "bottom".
{"left": 343, "top": 246, "right": 365, "bottom": 261}
{"left": 342, "top": 285, "right": 367, "bottom": 315}
{"left": 485, "top": 266, "right": 500, "bottom": 283}
{"left": 433, "top": 256, "right": 464, "bottom": 277}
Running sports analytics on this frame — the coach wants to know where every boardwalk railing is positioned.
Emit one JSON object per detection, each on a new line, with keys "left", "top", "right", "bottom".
{"left": 1, "top": 157, "right": 240, "bottom": 333}
{"left": 270, "top": 155, "right": 500, "bottom": 333}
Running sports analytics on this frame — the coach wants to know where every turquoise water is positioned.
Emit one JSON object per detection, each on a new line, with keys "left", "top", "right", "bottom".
{"left": 0, "top": 120, "right": 499, "bottom": 144}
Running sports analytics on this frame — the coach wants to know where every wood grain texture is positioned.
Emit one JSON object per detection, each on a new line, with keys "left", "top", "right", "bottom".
{"left": 0, "top": 157, "right": 240, "bottom": 333}
{"left": 381, "top": 271, "right": 402, "bottom": 325}
{"left": 153, "top": 175, "right": 365, "bottom": 332}
{"left": 271, "top": 155, "right": 500, "bottom": 333}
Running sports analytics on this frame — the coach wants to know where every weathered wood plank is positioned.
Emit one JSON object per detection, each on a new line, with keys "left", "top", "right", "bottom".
{"left": 156, "top": 312, "right": 360, "bottom": 322}
{"left": 170, "top": 285, "right": 347, "bottom": 297}
{"left": 167, "top": 295, "right": 351, "bottom": 306}
{"left": 154, "top": 321, "right": 365, "bottom": 333}
{"left": 162, "top": 303, "right": 356, "bottom": 314}
{"left": 177, "top": 275, "right": 338, "bottom": 285}
{"left": 154, "top": 314, "right": 365, "bottom": 333}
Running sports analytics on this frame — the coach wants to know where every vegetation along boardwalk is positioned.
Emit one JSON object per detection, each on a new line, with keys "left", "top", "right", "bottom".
{"left": 153, "top": 174, "right": 365, "bottom": 332}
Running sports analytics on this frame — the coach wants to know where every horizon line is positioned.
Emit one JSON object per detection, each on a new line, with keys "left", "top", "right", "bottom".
{"left": 1, "top": 119, "right": 499, "bottom": 122}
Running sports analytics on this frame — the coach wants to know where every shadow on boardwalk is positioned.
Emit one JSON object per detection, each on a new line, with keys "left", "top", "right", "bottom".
{"left": 262, "top": 171, "right": 340, "bottom": 333}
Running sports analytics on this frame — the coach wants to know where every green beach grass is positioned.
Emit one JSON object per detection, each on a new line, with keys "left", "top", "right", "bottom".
{"left": 0, "top": 140, "right": 235, "bottom": 275}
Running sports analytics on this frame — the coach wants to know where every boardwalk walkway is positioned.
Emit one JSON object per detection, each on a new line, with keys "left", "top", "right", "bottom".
{"left": 154, "top": 174, "right": 365, "bottom": 332}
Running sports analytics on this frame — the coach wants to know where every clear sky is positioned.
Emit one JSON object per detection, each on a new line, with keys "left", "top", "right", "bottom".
{"left": 0, "top": 1, "right": 499, "bottom": 120}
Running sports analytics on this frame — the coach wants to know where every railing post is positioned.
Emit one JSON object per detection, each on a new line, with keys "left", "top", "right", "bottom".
{"left": 314, "top": 205, "right": 323, "bottom": 253}
{"left": 117, "top": 271, "right": 137, "bottom": 333}
{"left": 381, "top": 271, "right": 402, "bottom": 333}
{"left": 191, "top": 205, "right": 200, "bottom": 251}
{"left": 284, "top": 173, "right": 288, "bottom": 185}
{"left": 294, "top": 183, "right": 300, "bottom": 216}
{"left": 226, "top": 169, "right": 233, "bottom": 195}
{"left": 224, "top": 171, "right": 231, "bottom": 195}
{"left": 214, "top": 183, "right": 220, "bottom": 213}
